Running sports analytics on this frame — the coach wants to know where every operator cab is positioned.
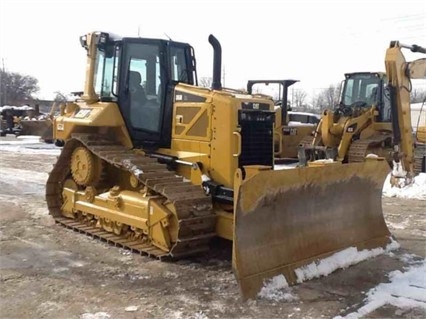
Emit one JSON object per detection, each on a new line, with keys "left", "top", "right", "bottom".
{"left": 339, "top": 72, "right": 391, "bottom": 121}
{"left": 84, "top": 32, "right": 197, "bottom": 149}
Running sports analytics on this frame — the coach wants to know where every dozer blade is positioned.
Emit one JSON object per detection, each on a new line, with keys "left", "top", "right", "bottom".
{"left": 20, "top": 120, "right": 53, "bottom": 142}
{"left": 233, "top": 160, "right": 391, "bottom": 299}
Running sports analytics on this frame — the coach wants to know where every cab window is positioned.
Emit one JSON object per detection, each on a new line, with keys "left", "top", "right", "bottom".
{"left": 124, "top": 43, "right": 163, "bottom": 132}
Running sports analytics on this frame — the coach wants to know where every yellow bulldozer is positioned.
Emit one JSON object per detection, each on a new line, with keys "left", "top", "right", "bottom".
{"left": 298, "top": 41, "right": 426, "bottom": 184}
{"left": 46, "top": 31, "right": 393, "bottom": 299}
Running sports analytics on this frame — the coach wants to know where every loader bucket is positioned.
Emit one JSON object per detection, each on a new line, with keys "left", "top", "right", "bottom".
{"left": 20, "top": 120, "right": 53, "bottom": 142}
{"left": 233, "top": 159, "right": 391, "bottom": 299}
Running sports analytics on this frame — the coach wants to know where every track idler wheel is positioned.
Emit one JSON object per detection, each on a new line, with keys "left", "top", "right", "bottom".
{"left": 71, "top": 146, "right": 103, "bottom": 186}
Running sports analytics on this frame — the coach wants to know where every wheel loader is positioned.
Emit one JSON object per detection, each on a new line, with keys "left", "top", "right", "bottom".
{"left": 46, "top": 31, "right": 393, "bottom": 299}
{"left": 246, "top": 80, "right": 318, "bottom": 162}
{"left": 298, "top": 41, "right": 426, "bottom": 184}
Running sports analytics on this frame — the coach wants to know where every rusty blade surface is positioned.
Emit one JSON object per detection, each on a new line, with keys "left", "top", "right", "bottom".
{"left": 233, "top": 160, "right": 391, "bottom": 300}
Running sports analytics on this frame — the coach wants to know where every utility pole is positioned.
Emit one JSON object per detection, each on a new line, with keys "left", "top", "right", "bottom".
{"left": 1, "top": 58, "right": 5, "bottom": 106}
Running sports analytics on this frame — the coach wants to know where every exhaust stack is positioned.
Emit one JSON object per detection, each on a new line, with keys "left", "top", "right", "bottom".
{"left": 208, "top": 35, "right": 222, "bottom": 90}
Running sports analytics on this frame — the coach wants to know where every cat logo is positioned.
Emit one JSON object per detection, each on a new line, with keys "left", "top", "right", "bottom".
{"left": 283, "top": 127, "right": 297, "bottom": 136}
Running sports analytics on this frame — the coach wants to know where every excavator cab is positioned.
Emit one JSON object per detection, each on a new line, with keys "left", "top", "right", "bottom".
{"left": 339, "top": 72, "right": 390, "bottom": 122}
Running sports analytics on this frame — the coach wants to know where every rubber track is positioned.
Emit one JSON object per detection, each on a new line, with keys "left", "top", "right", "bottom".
{"left": 348, "top": 134, "right": 392, "bottom": 163}
{"left": 46, "top": 133, "right": 217, "bottom": 259}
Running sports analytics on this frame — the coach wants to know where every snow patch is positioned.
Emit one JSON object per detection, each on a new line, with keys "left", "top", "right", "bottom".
{"left": 125, "top": 305, "right": 139, "bottom": 312}
{"left": 274, "top": 162, "right": 299, "bottom": 170}
{"left": 193, "top": 311, "right": 209, "bottom": 319}
{"left": 383, "top": 172, "right": 426, "bottom": 200}
{"left": 0, "top": 144, "right": 61, "bottom": 155}
{"left": 366, "top": 153, "right": 378, "bottom": 158}
{"left": 295, "top": 237, "right": 400, "bottom": 283}
{"left": 258, "top": 274, "right": 299, "bottom": 302}
{"left": 313, "top": 158, "right": 334, "bottom": 163}
{"left": 0, "top": 105, "right": 34, "bottom": 111}
{"left": 80, "top": 312, "right": 111, "bottom": 319}
{"left": 334, "top": 260, "right": 426, "bottom": 319}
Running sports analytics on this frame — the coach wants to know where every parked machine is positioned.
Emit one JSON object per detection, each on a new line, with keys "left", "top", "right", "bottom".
{"left": 19, "top": 102, "right": 58, "bottom": 143}
{"left": 385, "top": 41, "right": 426, "bottom": 182}
{"left": 47, "top": 31, "right": 392, "bottom": 299}
{"left": 298, "top": 41, "right": 426, "bottom": 185}
{"left": 246, "top": 80, "right": 318, "bottom": 161}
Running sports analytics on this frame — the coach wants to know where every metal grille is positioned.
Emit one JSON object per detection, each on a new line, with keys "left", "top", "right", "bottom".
{"left": 238, "top": 110, "right": 274, "bottom": 167}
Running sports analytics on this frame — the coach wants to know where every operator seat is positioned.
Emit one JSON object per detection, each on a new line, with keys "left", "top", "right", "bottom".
{"left": 129, "top": 71, "right": 147, "bottom": 104}
{"left": 128, "top": 71, "right": 160, "bottom": 131}
{"left": 368, "top": 86, "right": 378, "bottom": 105}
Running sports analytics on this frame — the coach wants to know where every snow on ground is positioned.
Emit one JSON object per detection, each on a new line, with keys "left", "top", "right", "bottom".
{"left": 294, "top": 237, "right": 400, "bottom": 283}
{"left": 334, "top": 259, "right": 426, "bottom": 319}
{"left": 258, "top": 275, "right": 299, "bottom": 302}
{"left": 0, "top": 167, "right": 48, "bottom": 186}
{"left": 382, "top": 173, "right": 426, "bottom": 200}
{"left": 80, "top": 312, "right": 111, "bottom": 319}
{"left": 258, "top": 239, "right": 426, "bottom": 318}
{"left": 258, "top": 238, "right": 400, "bottom": 302}
{"left": 0, "top": 135, "right": 61, "bottom": 155}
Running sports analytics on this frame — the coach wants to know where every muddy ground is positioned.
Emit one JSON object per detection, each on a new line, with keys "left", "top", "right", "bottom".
{"left": 0, "top": 139, "right": 425, "bottom": 319}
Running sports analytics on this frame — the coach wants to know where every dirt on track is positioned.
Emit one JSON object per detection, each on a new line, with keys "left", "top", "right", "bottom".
{"left": 0, "top": 141, "right": 425, "bottom": 319}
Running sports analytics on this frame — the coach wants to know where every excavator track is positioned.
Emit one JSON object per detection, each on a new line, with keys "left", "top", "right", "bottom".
{"left": 46, "top": 133, "right": 216, "bottom": 260}
{"left": 348, "top": 134, "right": 392, "bottom": 163}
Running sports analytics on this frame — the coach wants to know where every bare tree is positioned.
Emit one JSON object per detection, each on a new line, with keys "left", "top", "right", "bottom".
{"left": 311, "top": 83, "right": 341, "bottom": 111}
{"left": 0, "top": 70, "right": 39, "bottom": 106}
{"left": 199, "top": 77, "right": 212, "bottom": 88}
{"left": 311, "top": 93, "right": 326, "bottom": 111}
{"left": 323, "top": 84, "right": 341, "bottom": 109}
{"left": 293, "top": 89, "right": 307, "bottom": 109}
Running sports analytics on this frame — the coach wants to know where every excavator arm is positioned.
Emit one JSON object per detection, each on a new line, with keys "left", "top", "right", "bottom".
{"left": 384, "top": 41, "right": 426, "bottom": 185}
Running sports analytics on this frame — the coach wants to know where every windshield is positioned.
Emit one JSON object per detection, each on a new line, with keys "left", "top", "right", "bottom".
{"left": 342, "top": 74, "right": 381, "bottom": 107}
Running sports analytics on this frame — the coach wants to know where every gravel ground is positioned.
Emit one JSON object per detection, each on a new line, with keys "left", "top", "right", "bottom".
{"left": 0, "top": 137, "right": 425, "bottom": 319}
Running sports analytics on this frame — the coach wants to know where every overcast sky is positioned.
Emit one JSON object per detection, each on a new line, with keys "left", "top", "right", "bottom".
{"left": 1, "top": 0, "right": 425, "bottom": 100}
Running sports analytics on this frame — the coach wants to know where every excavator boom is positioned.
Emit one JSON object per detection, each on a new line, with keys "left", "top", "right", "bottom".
{"left": 385, "top": 41, "right": 426, "bottom": 184}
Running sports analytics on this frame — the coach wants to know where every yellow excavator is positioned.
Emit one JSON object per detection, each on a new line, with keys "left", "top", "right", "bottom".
{"left": 298, "top": 41, "right": 426, "bottom": 185}
{"left": 46, "top": 31, "right": 392, "bottom": 299}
